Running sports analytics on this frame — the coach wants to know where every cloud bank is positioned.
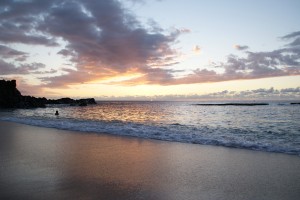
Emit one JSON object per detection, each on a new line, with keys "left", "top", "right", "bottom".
{"left": 1, "top": 0, "right": 182, "bottom": 87}
{"left": 0, "top": 0, "right": 299, "bottom": 89}
{"left": 95, "top": 87, "right": 300, "bottom": 101}
{"left": 126, "top": 31, "right": 300, "bottom": 85}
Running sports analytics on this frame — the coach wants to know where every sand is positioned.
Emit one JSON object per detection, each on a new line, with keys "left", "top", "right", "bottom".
{"left": 0, "top": 121, "right": 300, "bottom": 200}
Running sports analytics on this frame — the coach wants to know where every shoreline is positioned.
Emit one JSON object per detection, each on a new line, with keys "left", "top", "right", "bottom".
{"left": 1, "top": 121, "right": 300, "bottom": 199}
{"left": 1, "top": 117, "right": 298, "bottom": 156}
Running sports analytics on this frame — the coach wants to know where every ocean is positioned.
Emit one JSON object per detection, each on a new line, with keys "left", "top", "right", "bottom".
{"left": 1, "top": 101, "right": 300, "bottom": 155}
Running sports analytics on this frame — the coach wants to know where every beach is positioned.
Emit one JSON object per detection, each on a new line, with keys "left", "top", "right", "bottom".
{"left": 0, "top": 121, "right": 300, "bottom": 200}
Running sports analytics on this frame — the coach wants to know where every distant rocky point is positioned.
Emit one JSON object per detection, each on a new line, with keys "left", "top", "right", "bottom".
{"left": 47, "top": 97, "right": 96, "bottom": 106}
{"left": 0, "top": 80, "right": 96, "bottom": 108}
{"left": 194, "top": 103, "right": 269, "bottom": 106}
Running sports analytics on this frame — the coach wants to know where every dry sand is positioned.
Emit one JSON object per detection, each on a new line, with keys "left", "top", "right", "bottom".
{"left": 0, "top": 121, "right": 300, "bottom": 200}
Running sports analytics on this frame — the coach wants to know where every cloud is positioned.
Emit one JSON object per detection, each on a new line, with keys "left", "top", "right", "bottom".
{"left": 0, "top": 59, "right": 56, "bottom": 75}
{"left": 41, "top": 69, "right": 98, "bottom": 87}
{"left": 94, "top": 87, "right": 300, "bottom": 101}
{"left": 127, "top": 31, "right": 300, "bottom": 85}
{"left": 0, "top": 0, "right": 299, "bottom": 89}
{"left": 112, "top": 30, "right": 300, "bottom": 86}
{"left": 234, "top": 44, "right": 249, "bottom": 51}
{"left": 0, "top": 0, "right": 58, "bottom": 46}
{"left": 281, "top": 31, "right": 300, "bottom": 47}
{"left": 199, "top": 87, "right": 300, "bottom": 100}
{"left": 169, "top": 47, "right": 300, "bottom": 85}
{"left": 36, "top": 0, "right": 180, "bottom": 87}
{"left": 0, "top": 0, "right": 183, "bottom": 87}
{"left": 193, "top": 45, "right": 201, "bottom": 53}
{"left": 179, "top": 28, "right": 191, "bottom": 34}
{"left": 0, "top": 45, "right": 28, "bottom": 61}
{"left": 280, "top": 31, "right": 300, "bottom": 40}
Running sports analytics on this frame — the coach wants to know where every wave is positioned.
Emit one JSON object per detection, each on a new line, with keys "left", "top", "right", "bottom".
{"left": 1, "top": 116, "right": 299, "bottom": 156}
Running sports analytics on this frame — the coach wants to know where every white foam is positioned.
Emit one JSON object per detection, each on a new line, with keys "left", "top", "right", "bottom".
{"left": 1, "top": 116, "right": 299, "bottom": 156}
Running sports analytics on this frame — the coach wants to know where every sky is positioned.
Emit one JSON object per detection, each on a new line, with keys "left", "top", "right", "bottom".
{"left": 0, "top": 0, "right": 300, "bottom": 100}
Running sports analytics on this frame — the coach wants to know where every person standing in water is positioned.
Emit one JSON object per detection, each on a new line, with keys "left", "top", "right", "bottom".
{"left": 55, "top": 110, "right": 59, "bottom": 116}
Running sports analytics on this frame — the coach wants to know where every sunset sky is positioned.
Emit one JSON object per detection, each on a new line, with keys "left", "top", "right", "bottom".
{"left": 0, "top": 0, "right": 299, "bottom": 100}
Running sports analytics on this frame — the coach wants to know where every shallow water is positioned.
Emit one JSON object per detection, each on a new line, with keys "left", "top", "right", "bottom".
{"left": 1, "top": 122, "right": 300, "bottom": 200}
{"left": 0, "top": 101, "right": 300, "bottom": 155}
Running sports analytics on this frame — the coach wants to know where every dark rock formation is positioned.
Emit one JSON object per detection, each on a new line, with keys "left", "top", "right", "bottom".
{"left": 194, "top": 103, "right": 269, "bottom": 106}
{"left": 47, "top": 98, "right": 75, "bottom": 104}
{"left": 77, "top": 98, "right": 97, "bottom": 105}
{"left": 78, "top": 102, "right": 88, "bottom": 106}
{"left": 0, "top": 80, "right": 46, "bottom": 108}
{"left": 20, "top": 96, "right": 47, "bottom": 108}
{"left": 46, "top": 97, "right": 96, "bottom": 106}
{"left": 0, "top": 80, "right": 22, "bottom": 108}
{"left": 0, "top": 79, "right": 96, "bottom": 109}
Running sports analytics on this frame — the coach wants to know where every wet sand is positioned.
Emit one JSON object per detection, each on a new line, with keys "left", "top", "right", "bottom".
{"left": 0, "top": 121, "right": 300, "bottom": 200}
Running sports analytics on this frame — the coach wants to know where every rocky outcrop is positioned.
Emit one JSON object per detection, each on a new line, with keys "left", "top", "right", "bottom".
{"left": 0, "top": 80, "right": 22, "bottom": 108}
{"left": 77, "top": 98, "right": 97, "bottom": 105}
{"left": 47, "top": 98, "right": 97, "bottom": 106}
{"left": 0, "top": 80, "right": 47, "bottom": 108}
{"left": 0, "top": 79, "right": 97, "bottom": 109}
{"left": 47, "top": 98, "right": 75, "bottom": 104}
{"left": 20, "top": 96, "right": 47, "bottom": 108}
{"left": 194, "top": 103, "right": 269, "bottom": 106}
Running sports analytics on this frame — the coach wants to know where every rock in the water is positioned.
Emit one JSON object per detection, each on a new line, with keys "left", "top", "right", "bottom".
{"left": 47, "top": 98, "right": 75, "bottom": 104}
{"left": 21, "top": 96, "right": 47, "bottom": 108}
{"left": 46, "top": 97, "right": 97, "bottom": 106}
{"left": 76, "top": 98, "right": 97, "bottom": 105}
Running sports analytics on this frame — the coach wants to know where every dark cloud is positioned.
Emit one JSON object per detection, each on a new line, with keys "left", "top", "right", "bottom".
{"left": 0, "top": 23, "right": 58, "bottom": 46}
{"left": 281, "top": 31, "right": 300, "bottom": 47}
{"left": 0, "top": 18, "right": 58, "bottom": 46}
{"left": 0, "top": 59, "right": 16, "bottom": 74}
{"left": 0, "top": 45, "right": 27, "bottom": 61}
{"left": 57, "top": 49, "right": 76, "bottom": 57}
{"left": 112, "top": 30, "right": 300, "bottom": 86}
{"left": 34, "top": 0, "right": 179, "bottom": 86}
{"left": 0, "top": 0, "right": 181, "bottom": 87}
{"left": 0, "top": 0, "right": 299, "bottom": 88}
{"left": 281, "top": 31, "right": 300, "bottom": 40}
{"left": 0, "top": 59, "right": 56, "bottom": 75}
{"left": 0, "top": 0, "right": 58, "bottom": 46}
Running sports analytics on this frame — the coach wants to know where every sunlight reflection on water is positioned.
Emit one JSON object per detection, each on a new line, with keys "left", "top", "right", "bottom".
{"left": 1, "top": 101, "right": 300, "bottom": 155}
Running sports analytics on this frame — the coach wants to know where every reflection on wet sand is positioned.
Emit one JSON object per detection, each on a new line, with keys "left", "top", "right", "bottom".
{"left": 1, "top": 121, "right": 300, "bottom": 200}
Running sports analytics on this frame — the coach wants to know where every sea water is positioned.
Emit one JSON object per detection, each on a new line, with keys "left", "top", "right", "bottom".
{"left": 0, "top": 101, "right": 299, "bottom": 155}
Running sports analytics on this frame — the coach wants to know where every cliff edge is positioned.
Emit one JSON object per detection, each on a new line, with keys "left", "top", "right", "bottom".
{"left": 0, "top": 80, "right": 96, "bottom": 108}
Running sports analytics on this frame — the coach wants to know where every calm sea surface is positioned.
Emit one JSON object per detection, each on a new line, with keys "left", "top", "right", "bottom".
{"left": 1, "top": 101, "right": 300, "bottom": 155}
